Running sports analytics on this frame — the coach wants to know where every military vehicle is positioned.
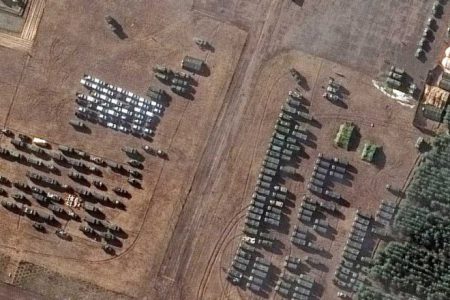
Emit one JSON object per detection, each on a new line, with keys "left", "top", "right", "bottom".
{"left": 325, "top": 190, "right": 341, "bottom": 199}
{"left": 251, "top": 200, "right": 265, "bottom": 209}
{"left": 73, "top": 186, "right": 91, "bottom": 197}
{"left": 247, "top": 212, "right": 262, "bottom": 221}
{"left": 1, "top": 128, "right": 13, "bottom": 136}
{"left": 58, "top": 145, "right": 75, "bottom": 154}
{"left": 11, "top": 138, "right": 26, "bottom": 148}
{"left": 319, "top": 201, "right": 336, "bottom": 212}
{"left": 1, "top": 200, "right": 17, "bottom": 210}
{"left": 153, "top": 65, "right": 173, "bottom": 74}
{"left": 314, "top": 165, "right": 328, "bottom": 175}
{"left": 69, "top": 171, "right": 85, "bottom": 182}
{"left": 89, "top": 155, "right": 105, "bottom": 166}
{"left": 289, "top": 68, "right": 302, "bottom": 83}
{"left": 256, "top": 180, "right": 271, "bottom": 189}
{"left": 32, "top": 193, "right": 49, "bottom": 204}
{"left": 112, "top": 187, "right": 129, "bottom": 197}
{"left": 26, "top": 171, "right": 42, "bottom": 181}
{"left": 171, "top": 85, "right": 189, "bottom": 94}
{"left": 279, "top": 166, "right": 297, "bottom": 175}
{"left": 264, "top": 156, "right": 280, "bottom": 165}
{"left": 27, "top": 144, "right": 46, "bottom": 155}
{"left": 98, "top": 230, "right": 115, "bottom": 241}
{"left": 48, "top": 204, "right": 64, "bottom": 214}
{"left": 13, "top": 181, "right": 29, "bottom": 191}
{"left": 245, "top": 219, "right": 260, "bottom": 228}
{"left": 236, "top": 249, "right": 252, "bottom": 260}
{"left": 105, "top": 222, "right": 121, "bottom": 232}
{"left": 255, "top": 187, "right": 270, "bottom": 196}
{"left": 11, "top": 193, "right": 26, "bottom": 202}
{"left": 312, "top": 171, "right": 326, "bottom": 181}
{"left": 155, "top": 73, "right": 170, "bottom": 81}
{"left": 286, "top": 97, "right": 302, "bottom": 108}
{"left": 171, "top": 78, "right": 189, "bottom": 87}
{"left": 122, "top": 147, "right": 139, "bottom": 156}
{"left": 286, "top": 143, "right": 302, "bottom": 152}
{"left": 266, "top": 206, "right": 282, "bottom": 215}
{"left": 253, "top": 262, "right": 269, "bottom": 273}
{"left": 227, "top": 269, "right": 243, "bottom": 284}
{"left": 250, "top": 267, "right": 267, "bottom": 279}
{"left": 84, "top": 215, "right": 103, "bottom": 226}
{"left": 48, "top": 152, "right": 67, "bottom": 163}
{"left": 174, "top": 71, "right": 192, "bottom": 80}
{"left": 127, "top": 177, "right": 141, "bottom": 187}
{"left": 329, "top": 170, "right": 344, "bottom": 180}
{"left": 284, "top": 256, "right": 301, "bottom": 270}
{"left": 55, "top": 229, "right": 70, "bottom": 240}
{"left": 266, "top": 149, "right": 290, "bottom": 161}
{"left": 248, "top": 206, "right": 264, "bottom": 215}
{"left": 355, "top": 216, "right": 370, "bottom": 226}
{"left": 331, "top": 164, "right": 346, "bottom": 174}
{"left": 316, "top": 159, "right": 331, "bottom": 169}
{"left": 264, "top": 217, "right": 280, "bottom": 227}
{"left": 194, "top": 37, "right": 209, "bottom": 48}
{"left": 0, "top": 147, "right": 10, "bottom": 156}
{"left": 307, "top": 184, "right": 323, "bottom": 194}
{"left": 258, "top": 174, "right": 273, "bottom": 183}
{"left": 79, "top": 224, "right": 95, "bottom": 235}
{"left": 32, "top": 222, "right": 45, "bottom": 232}
{"left": 309, "top": 178, "right": 324, "bottom": 187}
{"left": 275, "top": 124, "right": 290, "bottom": 135}
{"left": 262, "top": 161, "right": 278, "bottom": 171}
{"left": 127, "top": 159, "right": 143, "bottom": 169}
{"left": 92, "top": 180, "right": 105, "bottom": 189}
{"left": 232, "top": 260, "right": 247, "bottom": 272}
{"left": 83, "top": 203, "right": 99, "bottom": 213}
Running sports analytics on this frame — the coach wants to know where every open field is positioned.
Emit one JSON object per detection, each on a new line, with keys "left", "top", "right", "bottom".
{"left": 0, "top": 0, "right": 445, "bottom": 299}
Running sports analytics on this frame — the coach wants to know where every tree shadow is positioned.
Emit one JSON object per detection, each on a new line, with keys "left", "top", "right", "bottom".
{"left": 373, "top": 147, "right": 386, "bottom": 170}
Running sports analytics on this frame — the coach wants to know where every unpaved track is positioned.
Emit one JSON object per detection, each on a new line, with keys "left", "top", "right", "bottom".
{"left": 155, "top": 0, "right": 286, "bottom": 299}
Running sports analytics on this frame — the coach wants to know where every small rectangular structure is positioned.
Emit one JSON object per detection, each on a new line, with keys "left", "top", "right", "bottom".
{"left": 181, "top": 56, "right": 204, "bottom": 73}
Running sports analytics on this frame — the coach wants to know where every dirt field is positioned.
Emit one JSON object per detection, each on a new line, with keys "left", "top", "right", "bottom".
{"left": 0, "top": 0, "right": 444, "bottom": 299}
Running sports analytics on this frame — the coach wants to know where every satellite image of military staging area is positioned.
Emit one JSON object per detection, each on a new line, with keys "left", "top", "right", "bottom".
{"left": 0, "top": 0, "right": 449, "bottom": 300}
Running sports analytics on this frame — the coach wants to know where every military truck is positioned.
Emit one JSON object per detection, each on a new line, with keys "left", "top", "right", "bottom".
{"left": 325, "top": 190, "right": 341, "bottom": 199}
{"left": 58, "top": 145, "right": 75, "bottom": 154}
{"left": 171, "top": 85, "right": 189, "bottom": 94}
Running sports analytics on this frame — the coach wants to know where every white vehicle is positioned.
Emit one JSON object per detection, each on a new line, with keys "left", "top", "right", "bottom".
{"left": 111, "top": 99, "right": 123, "bottom": 107}
{"left": 126, "top": 91, "right": 135, "bottom": 98}
{"left": 96, "top": 105, "right": 104, "bottom": 112}
{"left": 136, "top": 101, "right": 150, "bottom": 109}
{"left": 106, "top": 109, "right": 119, "bottom": 117}
{"left": 132, "top": 118, "right": 145, "bottom": 126}
{"left": 101, "top": 88, "right": 115, "bottom": 97}
{"left": 126, "top": 97, "right": 137, "bottom": 106}
{"left": 145, "top": 111, "right": 154, "bottom": 117}
{"left": 78, "top": 107, "right": 88, "bottom": 113}
{"left": 132, "top": 124, "right": 142, "bottom": 132}
{"left": 90, "top": 77, "right": 105, "bottom": 85}
{"left": 152, "top": 107, "right": 162, "bottom": 114}
{"left": 133, "top": 107, "right": 142, "bottom": 114}
{"left": 32, "top": 137, "right": 48, "bottom": 147}
{"left": 85, "top": 95, "right": 98, "bottom": 104}
{"left": 98, "top": 114, "right": 109, "bottom": 121}
{"left": 118, "top": 125, "right": 130, "bottom": 133}
{"left": 142, "top": 128, "right": 153, "bottom": 135}
{"left": 106, "top": 122, "right": 117, "bottom": 130}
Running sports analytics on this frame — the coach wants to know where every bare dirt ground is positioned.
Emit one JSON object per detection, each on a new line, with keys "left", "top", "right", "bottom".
{"left": 0, "top": 0, "right": 444, "bottom": 299}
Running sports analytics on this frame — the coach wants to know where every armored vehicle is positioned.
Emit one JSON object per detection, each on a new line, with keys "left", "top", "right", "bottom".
{"left": 127, "top": 177, "right": 141, "bottom": 187}
{"left": 128, "top": 159, "right": 143, "bottom": 168}
{"left": 32, "top": 222, "right": 45, "bottom": 232}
